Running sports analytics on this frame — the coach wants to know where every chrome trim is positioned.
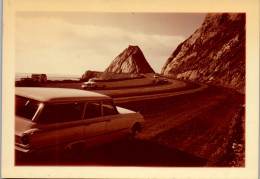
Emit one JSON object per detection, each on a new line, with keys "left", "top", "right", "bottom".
{"left": 15, "top": 145, "right": 31, "bottom": 153}
{"left": 32, "top": 103, "right": 44, "bottom": 122}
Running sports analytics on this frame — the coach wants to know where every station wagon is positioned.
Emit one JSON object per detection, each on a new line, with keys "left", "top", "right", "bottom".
{"left": 15, "top": 87, "right": 144, "bottom": 160}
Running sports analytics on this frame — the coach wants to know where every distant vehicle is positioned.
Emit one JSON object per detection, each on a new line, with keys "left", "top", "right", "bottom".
{"left": 31, "top": 74, "right": 47, "bottom": 84}
{"left": 16, "top": 74, "right": 47, "bottom": 87}
{"left": 153, "top": 75, "right": 159, "bottom": 78}
{"left": 155, "top": 78, "right": 168, "bottom": 85}
{"left": 82, "top": 78, "right": 107, "bottom": 89}
{"left": 15, "top": 87, "right": 145, "bottom": 160}
{"left": 162, "top": 78, "right": 168, "bottom": 83}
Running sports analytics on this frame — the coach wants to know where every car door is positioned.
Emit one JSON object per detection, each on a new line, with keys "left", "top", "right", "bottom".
{"left": 102, "top": 100, "right": 130, "bottom": 142}
{"left": 82, "top": 101, "right": 108, "bottom": 148}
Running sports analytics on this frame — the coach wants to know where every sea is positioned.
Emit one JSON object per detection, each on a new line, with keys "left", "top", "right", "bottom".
{"left": 15, "top": 73, "right": 82, "bottom": 81}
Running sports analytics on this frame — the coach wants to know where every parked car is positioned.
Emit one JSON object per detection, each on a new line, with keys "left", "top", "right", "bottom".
{"left": 15, "top": 87, "right": 144, "bottom": 160}
{"left": 82, "top": 78, "right": 107, "bottom": 89}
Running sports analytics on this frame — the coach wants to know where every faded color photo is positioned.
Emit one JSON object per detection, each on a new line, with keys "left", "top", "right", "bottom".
{"left": 15, "top": 12, "right": 245, "bottom": 167}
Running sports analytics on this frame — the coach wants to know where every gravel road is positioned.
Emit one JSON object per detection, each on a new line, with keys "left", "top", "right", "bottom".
{"left": 117, "top": 85, "right": 245, "bottom": 167}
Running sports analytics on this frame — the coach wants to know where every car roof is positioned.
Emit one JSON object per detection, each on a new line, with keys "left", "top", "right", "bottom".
{"left": 15, "top": 87, "right": 111, "bottom": 103}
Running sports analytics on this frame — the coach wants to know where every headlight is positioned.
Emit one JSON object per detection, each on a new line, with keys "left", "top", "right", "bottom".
{"left": 21, "top": 134, "right": 30, "bottom": 146}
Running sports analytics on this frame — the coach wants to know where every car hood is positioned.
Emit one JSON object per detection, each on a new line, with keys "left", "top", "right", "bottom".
{"left": 116, "top": 106, "right": 138, "bottom": 114}
{"left": 84, "top": 82, "right": 96, "bottom": 84}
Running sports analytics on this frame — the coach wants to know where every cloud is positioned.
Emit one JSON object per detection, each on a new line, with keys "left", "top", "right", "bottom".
{"left": 16, "top": 16, "right": 185, "bottom": 75}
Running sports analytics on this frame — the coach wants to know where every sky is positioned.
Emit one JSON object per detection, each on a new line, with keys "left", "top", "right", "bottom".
{"left": 15, "top": 12, "right": 206, "bottom": 75}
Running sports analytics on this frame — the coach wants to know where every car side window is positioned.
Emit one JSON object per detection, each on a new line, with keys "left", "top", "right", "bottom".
{"left": 37, "top": 102, "right": 84, "bottom": 123}
{"left": 84, "top": 102, "right": 102, "bottom": 119}
{"left": 102, "top": 101, "right": 118, "bottom": 116}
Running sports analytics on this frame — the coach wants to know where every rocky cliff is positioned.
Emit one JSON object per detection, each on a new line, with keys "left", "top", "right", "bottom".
{"left": 161, "top": 13, "right": 245, "bottom": 93}
{"left": 105, "top": 45, "right": 155, "bottom": 74}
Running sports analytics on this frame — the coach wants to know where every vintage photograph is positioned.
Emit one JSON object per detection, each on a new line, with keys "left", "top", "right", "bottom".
{"left": 14, "top": 11, "right": 245, "bottom": 167}
{"left": 2, "top": 0, "right": 259, "bottom": 178}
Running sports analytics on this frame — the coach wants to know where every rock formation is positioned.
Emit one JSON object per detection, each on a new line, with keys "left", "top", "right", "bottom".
{"left": 81, "top": 70, "right": 103, "bottom": 81}
{"left": 81, "top": 70, "right": 143, "bottom": 82}
{"left": 161, "top": 13, "right": 245, "bottom": 93}
{"left": 105, "top": 45, "right": 155, "bottom": 74}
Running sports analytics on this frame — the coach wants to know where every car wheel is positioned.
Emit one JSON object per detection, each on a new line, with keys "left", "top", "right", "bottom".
{"left": 102, "top": 85, "right": 106, "bottom": 89}
{"left": 60, "top": 143, "right": 82, "bottom": 161}
{"left": 62, "top": 145, "right": 77, "bottom": 160}
{"left": 127, "top": 125, "right": 138, "bottom": 141}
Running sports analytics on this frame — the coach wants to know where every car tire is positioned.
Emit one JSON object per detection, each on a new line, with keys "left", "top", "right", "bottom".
{"left": 128, "top": 128, "right": 136, "bottom": 141}
{"left": 60, "top": 143, "right": 82, "bottom": 161}
{"left": 126, "top": 124, "right": 140, "bottom": 141}
{"left": 102, "top": 85, "right": 106, "bottom": 90}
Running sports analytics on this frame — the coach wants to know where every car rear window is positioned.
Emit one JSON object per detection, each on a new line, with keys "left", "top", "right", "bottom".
{"left": 15, "top": 96, "right": 41, "bottom": 120}
{"left": 37, "top": 102, "right": 84, "bottom": 123}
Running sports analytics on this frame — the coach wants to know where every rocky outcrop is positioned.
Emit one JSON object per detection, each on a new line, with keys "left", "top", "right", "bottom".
{"left": 105, "top": 45, "right": 155, "bottom": 74}
{"left": 81, "top": 70, "right": 103, "bottom": 81}
{"left": 81, "top": 70, "right": 143, "bottom": 81}
{"left": 161, "top": 13, "right": 245, "bottom": 93}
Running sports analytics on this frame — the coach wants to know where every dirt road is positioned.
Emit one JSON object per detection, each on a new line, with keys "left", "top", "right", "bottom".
{"left": 117, "top": 85, "right": 245, "bottom": 166}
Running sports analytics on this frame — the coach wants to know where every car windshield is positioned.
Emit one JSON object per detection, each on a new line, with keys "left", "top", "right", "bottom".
{"left": 15, "top": 96, "right": 42, "bottom": 120}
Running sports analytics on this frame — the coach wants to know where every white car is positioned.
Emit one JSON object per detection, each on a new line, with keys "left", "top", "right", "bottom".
{"left": 82, "top": 78, "right": 107, "bottom": 89}
{"left": 15, "top": 87, "right": 144, "bottom": 160}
